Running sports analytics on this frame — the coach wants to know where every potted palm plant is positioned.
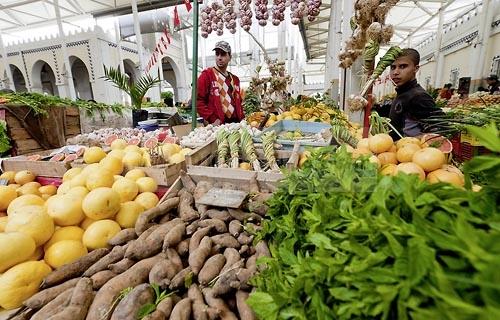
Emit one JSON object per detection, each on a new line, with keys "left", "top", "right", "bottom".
{"left": 102, "top": 66, "right": 161, "bottom": 127}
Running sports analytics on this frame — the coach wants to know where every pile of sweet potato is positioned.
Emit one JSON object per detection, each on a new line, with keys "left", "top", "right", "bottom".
{"left": 10, "top": 172, "right": 272, "bottom": 320}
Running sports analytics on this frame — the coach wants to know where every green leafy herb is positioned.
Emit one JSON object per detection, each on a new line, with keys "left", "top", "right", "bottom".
{"left": 248, "top": 141, "right": 500, "bottom": 319}
{"left": 0, "top": 120, "right": 11, "bottom": 154}
{"left": 137, "top": 283, "right": 174, "bottom": 319}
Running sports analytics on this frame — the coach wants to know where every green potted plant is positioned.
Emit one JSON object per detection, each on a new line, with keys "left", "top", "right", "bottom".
{"left": 102, "top": 66, "right": 161, "bottom": 127}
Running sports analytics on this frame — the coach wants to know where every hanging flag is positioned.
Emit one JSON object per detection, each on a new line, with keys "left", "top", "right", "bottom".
{"left": 165, "top": 29, "right": 172, "bottom": 43}
{"left": 173, "top": 6, "right": 181, "bottom": 27}
{"left": 157, "top": 43, "right": 165, "bottom": 55}
{"left": 184, "top": 0, "right": 192, "bottom": 12}
{"left": 160, "top": 36, "right": 169, "bottom": 51}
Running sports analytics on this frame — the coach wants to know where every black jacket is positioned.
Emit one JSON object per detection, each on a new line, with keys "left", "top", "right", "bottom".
{"left": 389, "top": 79, "right": 443, "bottom": 140}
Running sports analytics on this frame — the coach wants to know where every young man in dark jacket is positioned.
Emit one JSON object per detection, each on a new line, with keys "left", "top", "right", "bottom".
{"left": 196, "top": 41, "right": 244, "bottom": 125}
{"left": 389, "top": 48, "right": 443, "bottom": 140}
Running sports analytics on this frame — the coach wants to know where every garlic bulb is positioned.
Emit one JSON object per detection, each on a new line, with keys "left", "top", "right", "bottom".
{"left": 254, "top": 0, "right": 269, "bottom": 26}
{"left": 307, "top": 0, "right": 321, "bottom": 22}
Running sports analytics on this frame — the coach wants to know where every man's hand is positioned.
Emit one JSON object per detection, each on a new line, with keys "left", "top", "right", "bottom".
{"left": 213, "top": 119, "right": 221, "bottom": 126}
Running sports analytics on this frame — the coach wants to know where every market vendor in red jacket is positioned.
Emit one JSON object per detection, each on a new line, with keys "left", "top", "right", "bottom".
{"left": 197, "top": 41, "right": 244, "bottom": 125}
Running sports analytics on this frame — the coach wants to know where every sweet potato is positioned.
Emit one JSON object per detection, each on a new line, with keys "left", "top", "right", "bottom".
{"left": 41, "top": 248, "right": 109, "bottom": 289}
{"left": 8, "top": 308, "right": 35, "bottom": 320}
{"left": 247, "top": 193, "right": 272, "bottom": 216}
{"left": 188, "top": 284, "right": 208, "bottom": 320}
{"left": 255, "top": 241, "right": 271, "bottom": 258}
{"left": 206, "top": 209, "right": 231, "bottom": 222}
{"left": 149, "top": 259, "right": 178, "bottom": 289}
{"left": 189, "top": 226, "right": 213, "bottom": 254}
{"left": 124, "top": 225, "right": 159, "bottom": 258}
{"left": 86, "top": 255, "right": 162, "bottom": 320}
{"left": 163, "top": 222, "right": 187, "bottom": 250}
{"left": 211, "top": 234, "right": 240, "bottom": 249}
{"left": 236, "top": 291, "right": 256, "bottom": 320}
{"left": 237, "top": 232, "right": 254, "bottom": 246}
{"left": 186, "top": 219, "right": 200, "bottom": 235}
{"left": 239, "top": 245, "right": 249, "bottom": 256}
{"left": 210, "top": 244, "right": 223, "bottom": 255}
{"left": 159, "top": 213, "right": 174, "bottom": 224}
{"left": 170, "top": 297, "right": 192, "bottom": 320}
{"left": 198, "top": 254, "right": 226, "bottom": 285}
{"left": 189, "top": 236, "right": 212, "bottom": 274}
{"left": 177, "top": 238, "right": 190, "bottom": 256}
{"left": 135, "top": 197, "right": 180, "bottom": 235}
{"left": 31, "top": 288, "right": 73, "bottom": 320}
{"left": 108, "top": 258, "right": 135, "bottom": 274}
{"left": 180, "top": 170, "right": 196, "bottom": 193}
{"left": 46, "top": 278, "right": 94, "bottom": 320}
{"left": 24, "top": 278, "right": 79, "bottom": 309}
{"left": 165, "top": 248, "right": 183, "bottom": 271}
{"left": 91, "top": 270, "right": 117, "bottom": 290}
{"left": 169, "top": 266, "right": 193, "bottom": 290}
{"left": 212, "top": 260, "right": 244, "bottom": 296}
{"left": 222, "top": 248, "right": 241, "bottom": 273}
{"left": 126, "top": 218, "right": 183, "bottom": 260}
{"left": 83, "top": 245, "right": 126, "bottom": 277}
{"left": 228, "top": 220, "right": 242, "bottom": 237}
{"left": 197, "top": 219, "right": 227, "bottom": 233}
{"left": 110, "top": 283, "right": 154, "bottom": 320}
{"left": 156, "top": 296, "right": 176, "bottom": 317}
{"left": 202, "top": 288, "right": 238, "bottom": 320}
{"left": 196, "top": 204, "right": 209, "bottom": 218}
{"left": 108, "top": 228, "right": 137, "bottom": 246}
{"left": 227, "top": 208, "right": 261, "bottom": 222}
{"left": 178, "top": 189, "right": 199, "bottom": 222}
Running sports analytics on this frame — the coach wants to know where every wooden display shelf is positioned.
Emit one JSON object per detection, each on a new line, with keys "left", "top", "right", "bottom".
{"left": 2, "top": 105, "right": 81, "bottom": 155}
{"left": 1, "top": 150, "right": 72, "bottom": 177}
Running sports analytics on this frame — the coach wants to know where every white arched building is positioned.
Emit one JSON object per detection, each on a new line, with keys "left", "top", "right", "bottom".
{"left": 0, "top": 25, "right": 190, "bottom": 105}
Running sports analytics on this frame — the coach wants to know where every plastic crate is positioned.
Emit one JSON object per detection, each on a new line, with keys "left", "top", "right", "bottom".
{"left": 254, "top": 120, "right": 332, "bottom": 149}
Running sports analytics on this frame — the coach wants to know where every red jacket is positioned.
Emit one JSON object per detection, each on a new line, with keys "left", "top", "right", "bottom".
{"left": 197, "top": 68, "right": 244, "bottom": 124}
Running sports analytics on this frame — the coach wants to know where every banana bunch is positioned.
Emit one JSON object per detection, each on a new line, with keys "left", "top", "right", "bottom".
{"left": 247, "top": 112, "right": 267, "bottom": 128}
{"left": 264, "top": 102, "right": 348, "bottom": 127}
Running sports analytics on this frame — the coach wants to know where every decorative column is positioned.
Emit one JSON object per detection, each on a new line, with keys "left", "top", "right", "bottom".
{"left": 433, "top": 3, "right": 445, "bottom": 88}
{"left": 0, "top": 32, "right": 14, "bottom": 90}
{"left": 131, "top": 0, "right": 146, "bottom": 74}
{"left": 54, "top": 0, "right": 76, "bottom": 99}
{"left": 324, "top": 0, "right": 342, "bottom": 100}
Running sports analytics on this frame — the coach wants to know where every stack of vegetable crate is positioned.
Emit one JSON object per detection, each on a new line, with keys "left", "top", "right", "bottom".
{"left": 5, "top": 169, "right": 275, "bottom": 319}
{"left": 1, "top": 105, "right": 81, "bottom": 155}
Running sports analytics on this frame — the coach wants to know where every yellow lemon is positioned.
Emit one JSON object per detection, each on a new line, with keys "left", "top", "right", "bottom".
{"left": 136, "top": 177, "right": 158, "bottom": 193}
{"left": 134, "top": 192, "right": 159, "bottom": 210}
{"left": 82, "top": 219, "right": 121, "bottom": 250}
{"left": 86, "top": 169, "right": 114, "bottom": 190}
{"left": 44, "top": 240, "right": 88, "bottom": 268}
{"left": 124, "top": 168, "right": 146, "bottom": 181}
{"left": 7, "top": 194, "right": 45, "bottom": 215}
{"left": 0, "top": 232, "right": 36, "bottom": 273}
{"left": 43, "top": 226, "right": 85, "bottom": 251}
{"left": 46, "top": 194, "right": 85, "bottom": 226}
{"left": 5, "top": 207, "right": 55, "bottom": 246}
{"left": 100, "top": 156, "right": 124, "bottom": 175}
{"left": 83, "top": 146, "right": 106, "bottom": 164}
{"left": 115, "top": 201, "right": 145, "bottom": 228}
{"left": 62, "top": 167, "right": 83, "bottom": 182}
{"left": 82, "top": 187, "right": 121, "bottom": 220}
{"left": 0, "top": 261, "right": 52, "bottom": 309}
{"left": 112, "top": 178, "right": 139, "bottom": 202}
{"left": 0, "top": 185, "right": 17, "bottom": 211}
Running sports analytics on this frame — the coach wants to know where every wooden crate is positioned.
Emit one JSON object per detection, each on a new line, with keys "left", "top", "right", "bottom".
{"left": 1, "top": 150, "right": 71, "bottom": 177}
{"left": 162, "top": 165, "right": 282, "bottom": 201}
{"left": 185, "top": 138, "right": 300, "bottom": 169}
{"left": 3, "top": 105, "right": 81, "bottom": 155}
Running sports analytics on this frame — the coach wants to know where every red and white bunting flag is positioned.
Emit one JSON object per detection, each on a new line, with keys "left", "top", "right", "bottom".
{"left": 184, "top": 0, "right": 192, "bottom": 12}
{"left": 173, "top": 6, "right": 181, "bottom": 27}
{"left": 164, "top": 28, "right": 172, "bottom": 43}
{"left": 160, "top": 35, "right": 169, "bottom": 51}
{"left": 157, "top": 42, "right": 165, "bottom": 55}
